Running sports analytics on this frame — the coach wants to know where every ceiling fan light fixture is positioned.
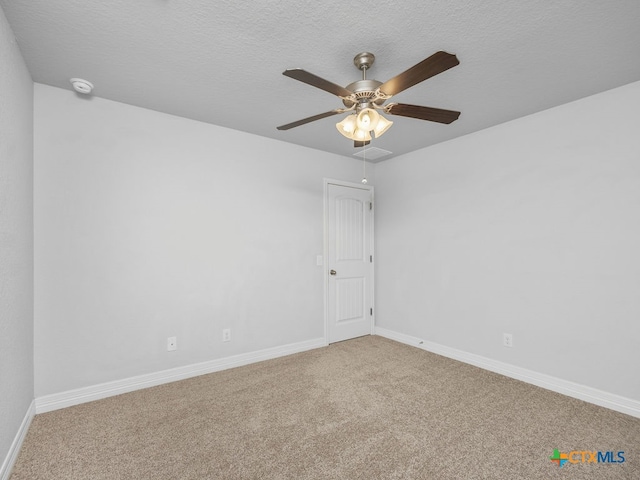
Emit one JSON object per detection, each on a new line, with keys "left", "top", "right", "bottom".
{"left": 351, "top": 128, "right": 372, "bottom": 142}
{"left": 336, "top": 114, "right": 357, "bottom": 139}
{"left": 336, "top": 114, "right": 371, "bottom": 141}
{"left": 372, "top": 114, "right": 393, "bottom": 138}
{"left": 356, "top": 108, "right": 380, "bottom": 131}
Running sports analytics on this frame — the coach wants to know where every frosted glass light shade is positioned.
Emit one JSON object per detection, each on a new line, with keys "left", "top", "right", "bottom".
{"left": 356, "top": 108, "right": 380, "bottom": 131}
{"left": 336, "top": 114, "right": 357, "bottom": 139}
{"left": 351, "top": 128, "right": 372, "bottom": 142}
{"left": 372, "top": 114, "right": 393, "bottom": 138}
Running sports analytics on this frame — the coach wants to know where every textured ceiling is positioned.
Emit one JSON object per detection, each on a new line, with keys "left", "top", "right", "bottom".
{"left": 3, "top": 0, "right": 640, "bottom": 162}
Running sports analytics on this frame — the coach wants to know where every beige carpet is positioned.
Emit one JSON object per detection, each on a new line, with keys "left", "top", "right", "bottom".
{"left": 11, "top": 336, "right": 640, "bottom": 479}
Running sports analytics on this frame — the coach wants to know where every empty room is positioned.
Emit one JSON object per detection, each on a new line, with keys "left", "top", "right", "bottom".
{"left": 1, "top": 1, "right": 639, "bottom": 479}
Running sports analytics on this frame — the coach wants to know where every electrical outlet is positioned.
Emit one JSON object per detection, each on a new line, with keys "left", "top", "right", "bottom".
{"left": 167, "top": 336, "right": 177, "bottom": 351}
{"left": 503, "top": 333, "right": 513, "bottom": 348}
{"left": 222, "top": 328, "right": 231, "bottom": 342}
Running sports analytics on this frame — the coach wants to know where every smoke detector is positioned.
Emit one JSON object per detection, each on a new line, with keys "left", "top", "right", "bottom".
{"left": 70, "top": 78, "right": 94, "bottom": 94}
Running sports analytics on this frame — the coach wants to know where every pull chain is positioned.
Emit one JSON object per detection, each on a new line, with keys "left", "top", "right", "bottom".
{"left": 362, "top": 146, "right": 367, "bottom": 184}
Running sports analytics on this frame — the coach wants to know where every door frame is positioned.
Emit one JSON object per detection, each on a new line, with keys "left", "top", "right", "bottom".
{"left": 323, "top": 178, "right": 375, "bottom": 345}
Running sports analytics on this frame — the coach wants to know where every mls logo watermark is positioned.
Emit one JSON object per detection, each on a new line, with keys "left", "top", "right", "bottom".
{"left": 550, "top": 449, "right": 625, "bottom": 467}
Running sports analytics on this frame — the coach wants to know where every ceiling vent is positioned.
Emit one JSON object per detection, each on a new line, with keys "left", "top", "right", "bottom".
{"left": 353, "top": 146, "right": 392, "bottom": 161}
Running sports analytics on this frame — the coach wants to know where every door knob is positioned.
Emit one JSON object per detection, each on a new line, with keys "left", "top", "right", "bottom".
{"left": 330, "top": 269, "right": 337, "bottom": 276}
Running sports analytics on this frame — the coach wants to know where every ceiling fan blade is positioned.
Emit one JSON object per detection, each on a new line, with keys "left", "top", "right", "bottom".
{"left": 386, "top": 103, "right": 460, "bottom": 124}
{"left": 277, "top": 110, "right": 343, "bottom": 130}
{"left": 354, "top": 140, "right": 371, "bottom": 148}
{"left": 378, "top": 51, "right": 459, "bottom": 97}
{"left": 283, "top": 69, "right": 354, "bottom": 98}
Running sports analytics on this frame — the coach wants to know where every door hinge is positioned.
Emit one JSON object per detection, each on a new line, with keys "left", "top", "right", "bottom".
{"left": 369, "top": 202, "right": 373, "bottom": 210}
{"left": 370, "top": 307, "right": 373, "bottom": 316}
{"left": 370, "top": 255, "right": 373, "bottom": 263}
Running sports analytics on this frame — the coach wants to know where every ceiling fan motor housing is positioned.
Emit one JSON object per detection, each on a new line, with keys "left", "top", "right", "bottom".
{"left": 343, "top": 79, "right": 384, "bottom": 108}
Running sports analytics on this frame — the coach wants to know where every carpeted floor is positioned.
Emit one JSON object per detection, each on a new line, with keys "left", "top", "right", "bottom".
{"left": 11, "top": 335, "right": 640, "bottom": 479}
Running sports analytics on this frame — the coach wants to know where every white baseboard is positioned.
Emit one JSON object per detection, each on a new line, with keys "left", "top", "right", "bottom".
{"left": 35, "top": 337, "right": 326, "bottom": 414}
{"left": 375, "top": 326, "right": 640, "bottom": 419}
{"left": 1, "top": 399, "right": 35, "bottom": 480}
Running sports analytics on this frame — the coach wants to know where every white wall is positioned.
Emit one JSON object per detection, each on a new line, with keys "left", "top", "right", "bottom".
{"left": 375, "top": 81, "right": 640, "bottom": 401}
{"left": 31, "top": 75, "right": 640, "bottom": 405}
{"left": 34, "top": 84, "right": 372, "bottom": 397}
{"left": 0, "top": 4, "right": 34, "bottom": 469}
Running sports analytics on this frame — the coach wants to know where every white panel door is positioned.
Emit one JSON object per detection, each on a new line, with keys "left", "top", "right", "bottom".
{"left": 327, "top": 183, "right": 373, "bottom": 343}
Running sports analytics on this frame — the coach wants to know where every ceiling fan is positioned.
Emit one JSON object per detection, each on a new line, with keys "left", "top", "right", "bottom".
{"left": 277, "top": 51, "right": 461, "bottom": 147}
